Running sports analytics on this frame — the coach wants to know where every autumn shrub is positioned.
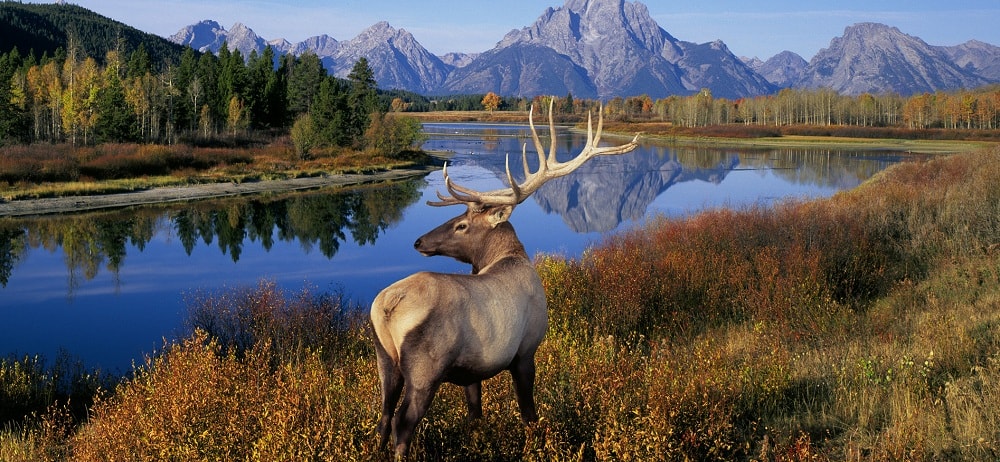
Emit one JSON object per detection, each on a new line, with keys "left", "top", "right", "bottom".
{"left": 183, "top": 279, "right": 369, "bottom": 367}
{"left": 72, "top": 290, "right": 490, "bottom": 461}
{"left": 0, "top": 145, "right": 79, "bottom": 183}
{"left": 69, "top": 331, "right": 273, "bottom": 461}
{"left": 0, "top": 155, "right": 42, "bottom": 183}
{"left": 78, "top": 145, "right": 170, "bottom": 179}
{"left": 364, "top": 113, "right": 427, "bottom": 158}
{"left": 0, "top": 353, "right": 109, "bottom": 426}
{"left": 780, "top": 125, "right": 1000, "bottom": 142}
{"left": 66, "top": 144, "right": 256, "bottom": 180}
{"left": 190, "top": 147, "right": 253, "bottom": 169}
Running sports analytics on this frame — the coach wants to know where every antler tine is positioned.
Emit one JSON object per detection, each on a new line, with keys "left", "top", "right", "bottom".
{"left": 426, "top": 163, "right": 470, "bottom": 206}
{"left": 547, "top": 99, "right": 558, "bottom": 165}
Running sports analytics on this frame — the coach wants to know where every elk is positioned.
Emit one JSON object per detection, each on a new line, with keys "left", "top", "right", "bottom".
{"left": 370, "top": 100, "right": 638, "bottom": 459}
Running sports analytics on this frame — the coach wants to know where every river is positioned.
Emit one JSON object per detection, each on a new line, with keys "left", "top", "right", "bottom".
{"left": 0, "top": 123, "right": 910, "bottom": 372}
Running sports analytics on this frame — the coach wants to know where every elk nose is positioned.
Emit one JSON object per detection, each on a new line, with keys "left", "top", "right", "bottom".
{"left": 413, "top": 238, "right": 422, "bottom": 249}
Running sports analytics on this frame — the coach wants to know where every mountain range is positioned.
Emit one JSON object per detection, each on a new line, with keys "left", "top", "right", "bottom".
{"left": 164, "top": 0, "right": 997, "bottom": 98}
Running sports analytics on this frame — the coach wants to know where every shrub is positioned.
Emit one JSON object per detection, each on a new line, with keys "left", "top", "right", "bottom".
{"left": 0, "top": 353, "right": 108, "bottom": 426}
{"left": 183, "top": 280, "right": 369, "bottom": 367}
{"left": 290, "top": 113, "right": 317, "bottom": 159}
{"left": 364, "top": 113, "right": 427, "bottom": 159}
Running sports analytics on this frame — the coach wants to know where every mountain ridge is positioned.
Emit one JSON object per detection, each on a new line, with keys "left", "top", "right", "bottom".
{"left": 10, "top": 0, "right": 993, "bottom": 98}
{"left": 169, "top": 2, "right": 998, "bottom": 97}
{"left": 795, "top": 22, "right": 989, "bottom": 95}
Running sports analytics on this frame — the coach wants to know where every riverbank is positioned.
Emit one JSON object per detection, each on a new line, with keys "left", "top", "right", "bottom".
{"left": 0, "top": 166, "right": 436, "bottom": 217}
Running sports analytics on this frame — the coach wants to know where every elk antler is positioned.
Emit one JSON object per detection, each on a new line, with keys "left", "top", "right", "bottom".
{"left": 428, "top": 98, "right": 640, "bottom": 207}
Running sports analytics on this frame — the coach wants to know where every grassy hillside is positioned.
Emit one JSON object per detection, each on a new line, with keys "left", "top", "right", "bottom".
{"left": 0, "top": 2, "right": 189, "bottom": 65}
{"left": 2, "top": 146, "right": 999, "bottom": 460}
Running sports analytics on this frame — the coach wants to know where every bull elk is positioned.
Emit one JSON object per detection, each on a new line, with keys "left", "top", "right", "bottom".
{"left": 371, "top": 100, "right": 639, "bottom": 459}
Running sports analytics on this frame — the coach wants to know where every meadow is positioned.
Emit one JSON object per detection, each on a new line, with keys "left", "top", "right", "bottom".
{"left": 2, "top": 145, "right": 999, "bottom": 461}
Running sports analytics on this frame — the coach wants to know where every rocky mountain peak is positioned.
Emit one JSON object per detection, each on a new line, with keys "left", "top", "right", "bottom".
{"left": 168, "top": 19, "right": 226, "bottom": 52}
{"left": 224, "top": 22, "right": 268, "bottom": 54}
{"left": 798, "top": 21, "right": 988, "bottom": 95}
{"left": 356, "top": 21, "right": 396, "bottom": 42}
{"left": 942, "top": 39, "right": 1000, "bottom": 81}
{"left": 331, "top": 21, "right": 449, "bottom": 93}
{"left": 290, "top": 35, "right": 340, "bottom": 57}
{"left": 754, "top": 51, "right": 807, "bottom": 88}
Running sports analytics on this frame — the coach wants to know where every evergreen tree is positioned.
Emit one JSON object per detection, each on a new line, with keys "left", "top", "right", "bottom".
{"left": 124, "top": 44, "right": 150, "bottom": 79}
{"left": 347, "top": 57, "right": 379, "bottom": 146}
{"left": 0, "top": 49, "right": 28, "bottom": 144}
{"left": 95, "top": 52, "right": 138, "bottom": 142}
{"left": 173, "top": 47, "right": 198, "bottom": 133}
{"left": 215, "top": 42, "right": 247, "bottom": 127}
{"left": 195, "top": 51, "right": 219, "bottom": 135}
{"left": 311, "top": 76, "right": 349, "bottom": 147}
{"left": 286, "top": 51, "right": 324, "bottom": 116}
{"left": 245, "top": 46, "right": 284, "bottom": 129}
{"left": 263, "top": 49, "right": 288, "bottom": 128}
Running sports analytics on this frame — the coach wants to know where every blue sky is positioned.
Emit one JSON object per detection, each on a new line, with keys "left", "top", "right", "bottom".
{"left": 58, "top": 0, "right": 1000, "bottom": 60}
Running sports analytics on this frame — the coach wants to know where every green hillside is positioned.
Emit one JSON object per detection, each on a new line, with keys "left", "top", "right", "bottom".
{"left": 0, "top": 1, "right": 190, "bottom": 66}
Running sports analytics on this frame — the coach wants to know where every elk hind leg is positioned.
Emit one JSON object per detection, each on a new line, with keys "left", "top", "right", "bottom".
{"left": 392, "top": 380, "right": 440, "bottom": 459}
{"left": 464, "top": 382, "right": 483, "bottom": 419}
{"left": 375, "top": 341, "right": 403, "bottom": 448}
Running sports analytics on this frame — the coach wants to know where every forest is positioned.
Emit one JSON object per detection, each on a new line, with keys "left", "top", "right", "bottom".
{"left": 0, "top": 42, "right": 429, "bottom": 158}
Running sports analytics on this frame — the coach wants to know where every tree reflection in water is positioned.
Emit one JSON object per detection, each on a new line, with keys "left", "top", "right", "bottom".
{"left": 0, "top": 179, "right": 424, "bottom": 294}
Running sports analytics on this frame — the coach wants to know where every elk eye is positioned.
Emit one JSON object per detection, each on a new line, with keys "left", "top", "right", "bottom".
{"left": 455, "top": 223, "right": 468, "bottom": 232}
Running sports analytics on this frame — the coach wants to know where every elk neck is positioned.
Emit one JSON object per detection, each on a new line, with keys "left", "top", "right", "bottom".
{"left": 470, "top": 222, "right": 529, "bottom": 275}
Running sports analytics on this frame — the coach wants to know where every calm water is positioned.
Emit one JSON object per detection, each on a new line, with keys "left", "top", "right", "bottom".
{"left": 0, "top": 123, "right": 909, "bottom": 372}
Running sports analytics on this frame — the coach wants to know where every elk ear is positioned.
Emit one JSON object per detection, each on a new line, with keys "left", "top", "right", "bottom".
{"left": 487, "top": 205, "right": 514, "bottom": 228}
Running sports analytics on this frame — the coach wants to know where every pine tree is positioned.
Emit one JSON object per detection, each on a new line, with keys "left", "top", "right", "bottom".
{"left": 347, "top": 57, "right": 379, "bottom": 146}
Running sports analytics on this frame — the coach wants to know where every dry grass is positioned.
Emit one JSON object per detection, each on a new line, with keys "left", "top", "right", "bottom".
{"left": 3, "top": 146, "right": 1000, "bottom": 460}
{"left": 0, "top": 139, "right": 423, "bottom": 201}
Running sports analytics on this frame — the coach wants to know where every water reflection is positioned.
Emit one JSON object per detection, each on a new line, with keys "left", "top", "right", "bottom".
{"left": 0, "top": 180, "right": 425, "bottom": 293}
{"left": 426, "top": 123, "right": 903, "bottom": 232}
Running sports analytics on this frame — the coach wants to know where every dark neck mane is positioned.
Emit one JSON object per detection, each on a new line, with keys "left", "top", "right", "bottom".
{"left": 471, "top": 222, "right": 528, "bottom": 274}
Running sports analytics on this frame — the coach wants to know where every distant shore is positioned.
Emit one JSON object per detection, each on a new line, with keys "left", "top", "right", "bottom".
{"left": 0, "top": 167, "right": 435, "bottom": 218}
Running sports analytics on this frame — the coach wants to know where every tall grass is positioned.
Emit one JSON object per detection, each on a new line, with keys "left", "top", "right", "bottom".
{"left": 4, "top": 146, "right": 999, "bottom": 460}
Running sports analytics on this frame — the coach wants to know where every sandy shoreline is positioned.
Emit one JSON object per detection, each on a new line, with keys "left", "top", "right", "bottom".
{"left": 0, "top": 167, "right": 435, "bottom": 218}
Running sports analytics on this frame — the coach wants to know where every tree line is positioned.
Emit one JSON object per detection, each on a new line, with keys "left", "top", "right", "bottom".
{"left": 472, "top": 87, "right": 1000, "bottom": 132}
{"left": 0, "top": 42, "right": 424, "bottom": 158}
{"left": 596, "top": 87, "right": 1000, "bottom": 130}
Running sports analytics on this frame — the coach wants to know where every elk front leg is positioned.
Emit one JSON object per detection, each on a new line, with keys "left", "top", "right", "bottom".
{"left": 510, "top": 355, "right": 539, "bottom": 422}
